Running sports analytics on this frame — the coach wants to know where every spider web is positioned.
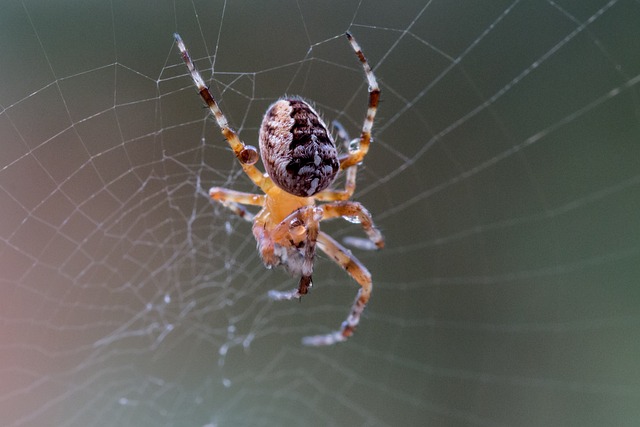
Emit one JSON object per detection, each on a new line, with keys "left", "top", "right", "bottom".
{"left": 1, "top": 0, "right": 639, "bottom": 426}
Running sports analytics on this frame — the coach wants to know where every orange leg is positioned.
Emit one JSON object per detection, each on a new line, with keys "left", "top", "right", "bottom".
{"left": 339, "top": 32, "right": 380, "bottom": 170}
{"left": 321, "top": 201, "right": 384, "bottom": 249}
{"left": 315, "top": 121, "right": 358, "bottom": 202}
{"left": 209, "top": 187, "right": 265, "bottom": 222}
{"left": 302, "top": 231, "right": 372, "bottom": 346}
{"left": 175, "top": 34, "right": 273, "bottom": 193}
{"left": 207, "top": 187, "right": 279, "bottom": 268}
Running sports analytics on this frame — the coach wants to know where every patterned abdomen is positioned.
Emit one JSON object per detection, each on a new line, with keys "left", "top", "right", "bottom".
{"left": 259, "top": 98, "right": 339, "bottom": 197}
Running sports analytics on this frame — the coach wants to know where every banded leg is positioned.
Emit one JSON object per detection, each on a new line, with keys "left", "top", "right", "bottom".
{"left": 209, "top": 187, "right": 265, "bottom": 222}
{"left": 302, "top": 231, "right": 372, "bottom": 346}
{"left": 315, "top": 121, "right": 358, "bottom": 202}
{"left": 267, "top": 206, "right": 323, "bottom": 300}
{"left": 339, "top": 32, "right": 380, "bottom": 170}
{"left": 321, "top": 201, "right": 384, "bottom": 249}
{"left": 174, "top": 33, "right": 273, "bottom": 192}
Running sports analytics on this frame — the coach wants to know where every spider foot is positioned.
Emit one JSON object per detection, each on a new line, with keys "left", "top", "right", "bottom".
{"left": 343, "top": 236, "right": 383, "bottom": 251}
{"left": 301, "top": 287, "right": 367, "bottom": 346}
{"left": 301, "top": 331, "right": 348, "bottom": 346}
{"left": 267, "top": 288, "right": 302, "bottom": 301}
{"left": 302, "top": 315, "right": 359, "bottom": 346}
{"left": 267, "top": 275, "right": 313, "bottom": 301}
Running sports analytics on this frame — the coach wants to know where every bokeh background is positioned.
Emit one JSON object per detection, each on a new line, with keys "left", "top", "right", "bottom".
{"left": 1, "top": 0, "right": 639, "bottom": 426}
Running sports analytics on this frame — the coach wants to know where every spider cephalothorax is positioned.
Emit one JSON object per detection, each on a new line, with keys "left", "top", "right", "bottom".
{"left": 175, "top": 32, "right": 383, "bottom": 346}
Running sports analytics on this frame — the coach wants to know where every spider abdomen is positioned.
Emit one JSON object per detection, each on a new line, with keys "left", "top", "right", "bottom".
{"left": 259, "top": 98, "right": 339, "bottom": 197}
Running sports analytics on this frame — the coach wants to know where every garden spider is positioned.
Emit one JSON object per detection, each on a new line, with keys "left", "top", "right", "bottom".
{"left": 174, "top": 32, "right": 383, "bottom": 346}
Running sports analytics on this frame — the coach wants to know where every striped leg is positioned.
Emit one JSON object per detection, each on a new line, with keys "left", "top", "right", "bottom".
{"left": 302, "top": 231, "right": 372, "bottom": 346}
{"left": 321, "top": 201, "right": 384, "bottom": 249}
{"left": 315, "top": 121, "right": 358, "bottom": 202}
{"left": 339, "top": 32, "right": 380, "bottom": 170}
{"left": 209, "top": 187, "right": 265, "bottom": 222}
{"left": 174, "top": 33, "right": 272, "bottom": 192}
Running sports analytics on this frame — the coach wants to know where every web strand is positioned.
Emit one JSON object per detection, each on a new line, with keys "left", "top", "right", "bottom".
{"left": 1, "top": 1, "right": 639, "bottom": 426}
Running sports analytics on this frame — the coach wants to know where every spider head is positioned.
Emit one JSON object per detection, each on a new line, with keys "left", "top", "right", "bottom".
{"left": 259, "top": 98, "right": 339, "bottom": 197}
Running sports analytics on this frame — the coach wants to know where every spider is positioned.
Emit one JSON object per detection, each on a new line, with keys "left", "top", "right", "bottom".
{"left": 174, "top": 32, "right": 383, "bottom": 346}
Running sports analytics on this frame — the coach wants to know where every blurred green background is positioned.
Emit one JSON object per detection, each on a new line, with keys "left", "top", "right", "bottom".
{"left": 1, "top": 0, "right": 639, "bottom": 426}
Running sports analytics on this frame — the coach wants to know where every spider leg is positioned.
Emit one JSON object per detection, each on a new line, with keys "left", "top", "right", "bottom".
{"left": 316, "top": 33, "right": 379, "bottom": 201}
{"left": 206, "top": 187, "right": 282, "bottom": 271}
{"left": 209, "top": 187, "right": 265, "bottom": 223}
{"left": 208, "top": 187, "right": 283, "bottom": 270}
{"left": 174, "top": 33, "right": 273, "bottom": 192}
{"left": 302, "top": 231, "right": 372, "bottom": 346}
{"left": 314, "top": 121, "right": 358, "bottom": 202}
{"left": 321, "top": 201, "right": 384, "bottom": 249}
{"left": 339, "top": 32, "right": 380, "bottom": 170}
{"left": 267, "top": 206, "right": 322, "bottom": 300}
